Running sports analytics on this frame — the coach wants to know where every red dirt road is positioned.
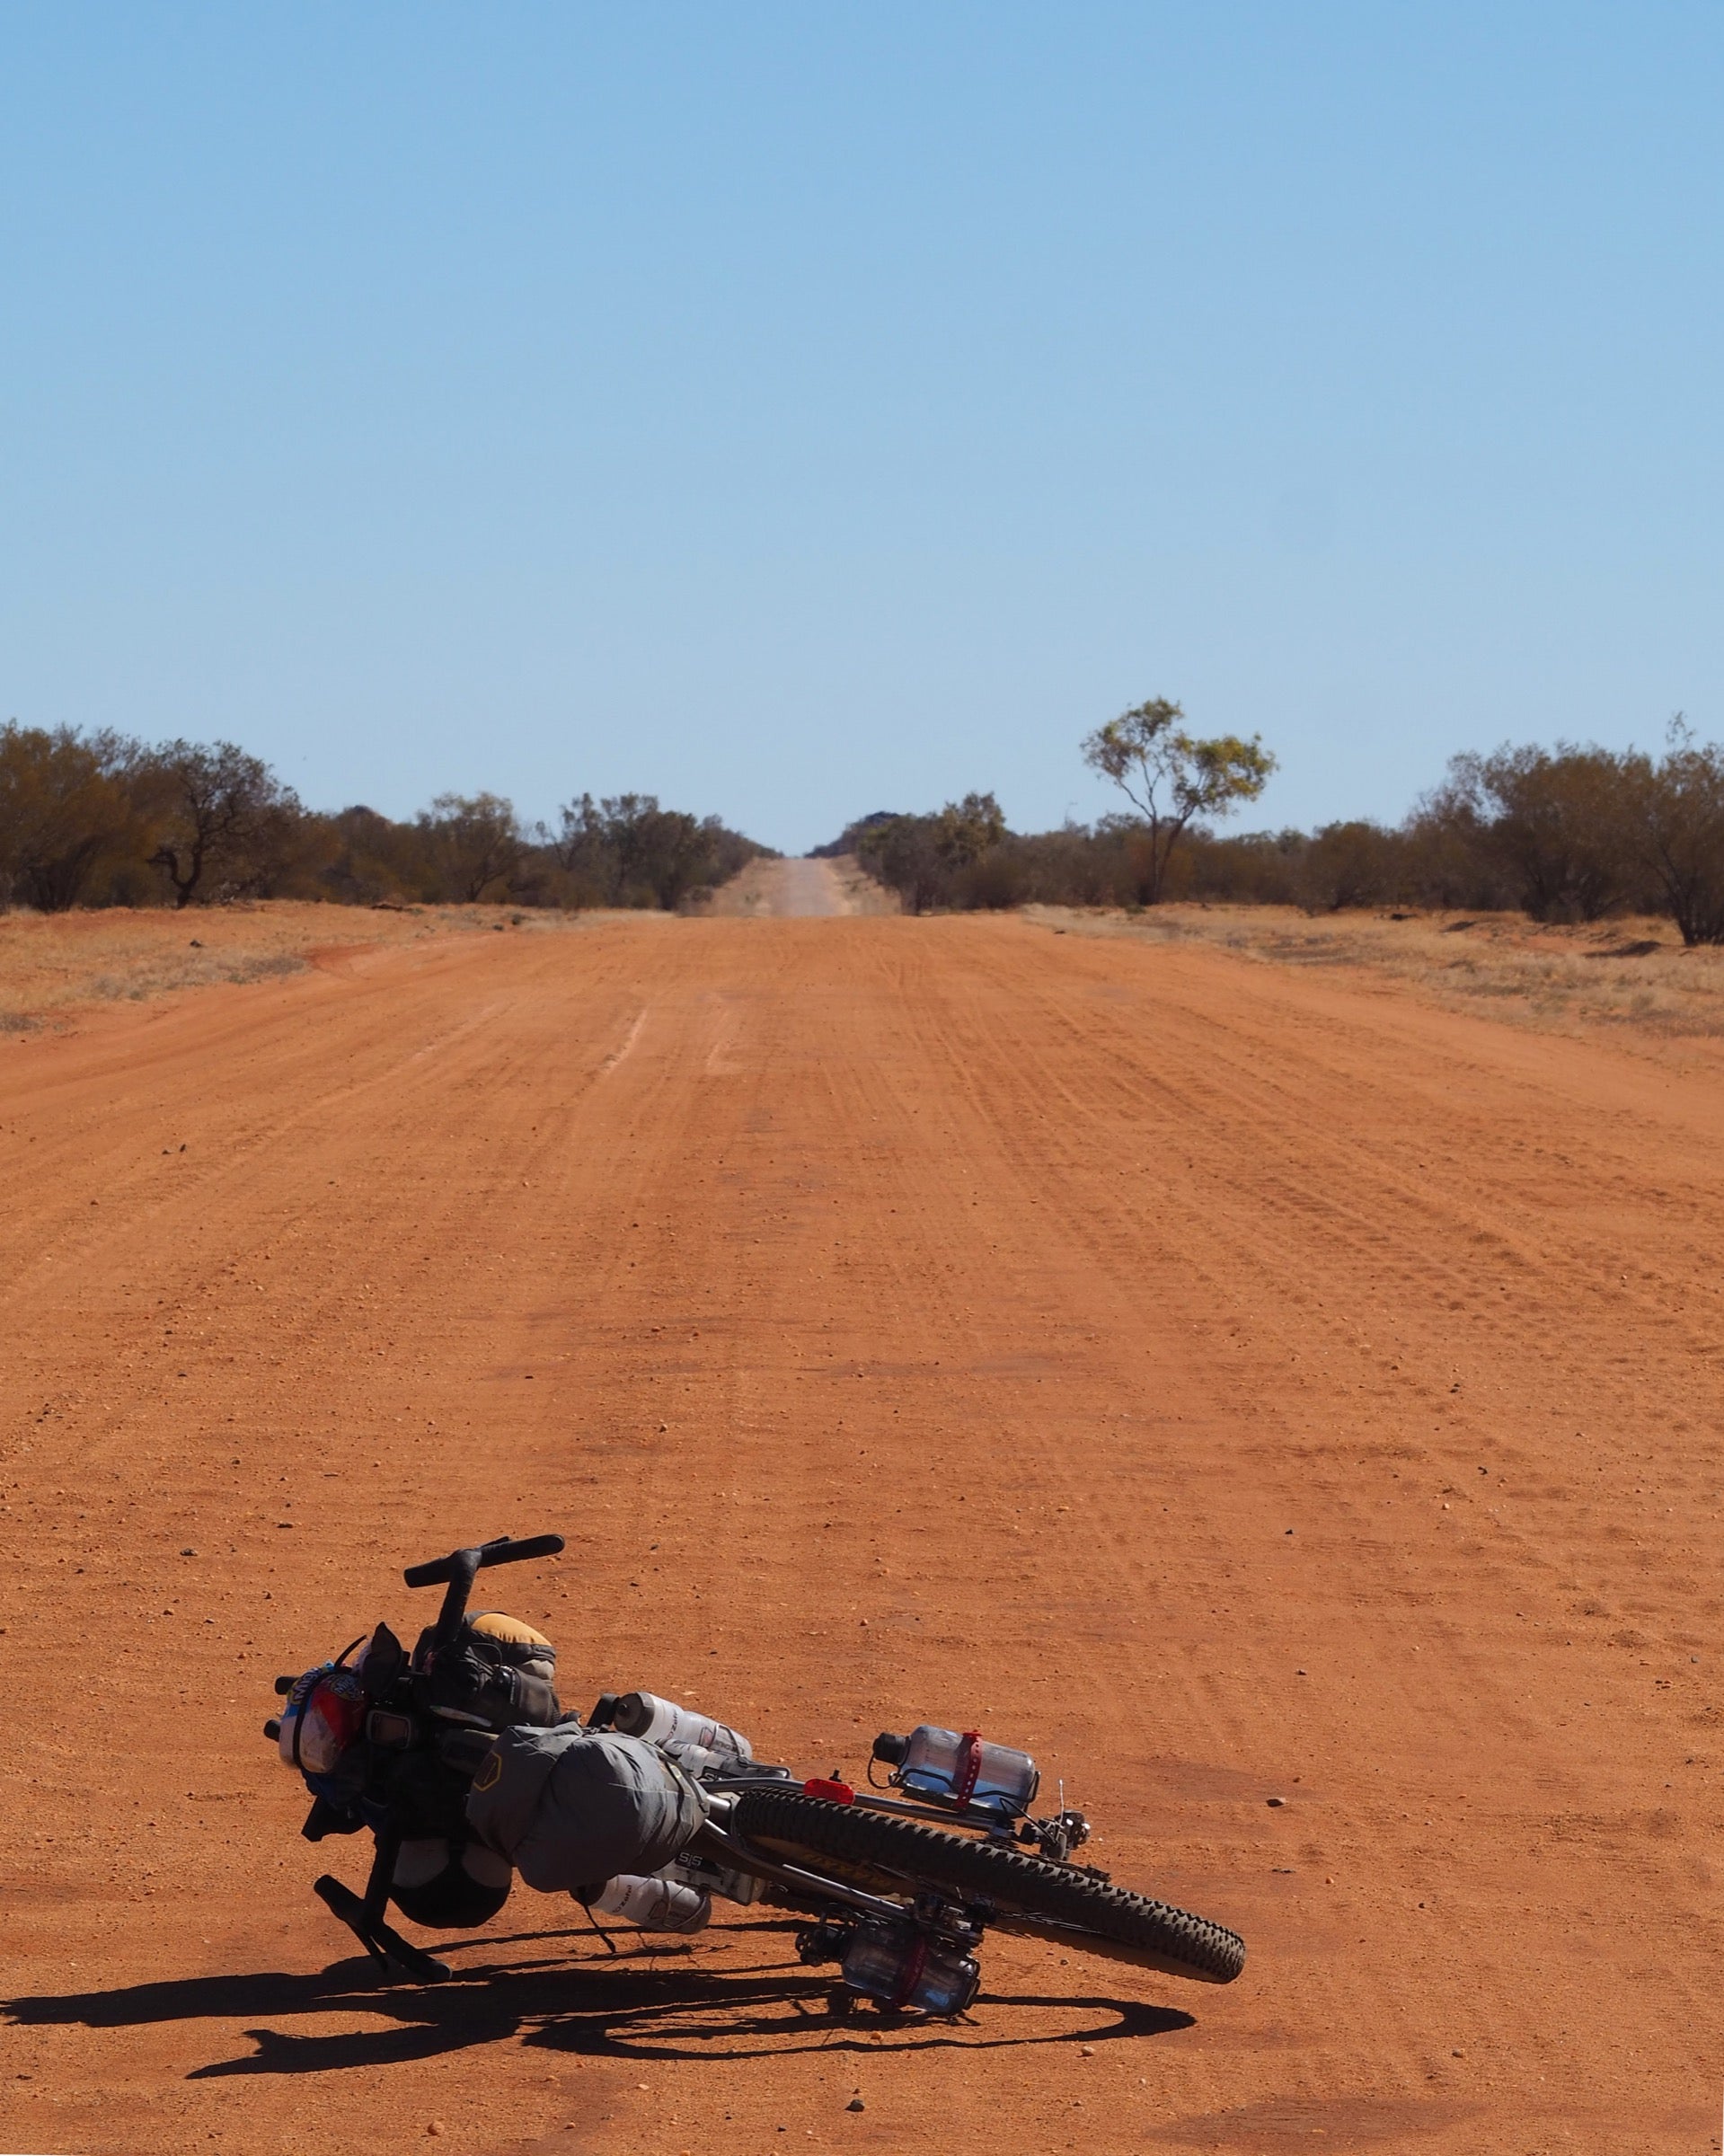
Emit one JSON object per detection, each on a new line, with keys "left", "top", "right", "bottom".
{"left": 2, "top": 915, "right": 1720, "bottom": 2155}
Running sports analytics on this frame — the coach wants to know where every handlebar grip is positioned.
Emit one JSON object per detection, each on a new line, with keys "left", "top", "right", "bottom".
{"left": 402, "top": 1533, "right": 564, "bottom": 1588}
{"left": 476, "top": 1532, "right": 564, "bottom": 1570}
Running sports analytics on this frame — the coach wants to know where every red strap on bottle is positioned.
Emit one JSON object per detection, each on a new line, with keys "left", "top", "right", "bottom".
{"left": 803, "top": 1777, "right": 855, "bottom": 1805}
{"left": 890, "top": 1934, "right": 929, "bottom": 2010}
{"left": 955, "top": 1731, "right": 984, "bottom": 1805}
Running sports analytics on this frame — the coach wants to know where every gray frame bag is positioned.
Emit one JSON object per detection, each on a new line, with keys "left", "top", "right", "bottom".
{"left": 466, "top": 1726, "right": 708, "bottom": 1893}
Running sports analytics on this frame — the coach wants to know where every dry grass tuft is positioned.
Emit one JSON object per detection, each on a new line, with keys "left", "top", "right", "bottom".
{"left": 84, "top": 949, "right": 310, "bottom": 1005}
{"left": 0, "top": 900, "right": 586, "bottom": 1032}
{"left": 1028, "top": 903, "right": 1724, "bottom": 1050}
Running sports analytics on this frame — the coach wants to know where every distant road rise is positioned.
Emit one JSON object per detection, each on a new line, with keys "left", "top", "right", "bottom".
{"left": 702, "top": 853, "right": 898, "bottom": 917}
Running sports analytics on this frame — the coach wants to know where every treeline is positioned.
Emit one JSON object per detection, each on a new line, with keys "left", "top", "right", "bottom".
{"left": 830, "top": 729, "right": 1724, "bottom": 946}
{"left": 0, "top": 724, "right": 770, "bottom": 912}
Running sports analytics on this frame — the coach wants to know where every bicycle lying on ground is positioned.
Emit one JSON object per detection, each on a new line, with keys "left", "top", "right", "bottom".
{"left": 264, "top": 1533, "right": 1246, "bottom": 2016}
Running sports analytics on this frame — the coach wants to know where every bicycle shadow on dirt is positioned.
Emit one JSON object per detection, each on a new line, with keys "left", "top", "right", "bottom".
{"left": 3, "top": 1920, "right": 1195, "bottom": 2075}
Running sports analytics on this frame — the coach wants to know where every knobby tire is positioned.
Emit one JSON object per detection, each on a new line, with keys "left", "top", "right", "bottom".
{"left": 729, "top": 1787, "right": 1245, "bottom": 1985}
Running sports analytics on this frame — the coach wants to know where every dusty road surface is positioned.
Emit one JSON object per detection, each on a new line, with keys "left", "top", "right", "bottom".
{"left": 1, "top": 912, "right": 1720, "bottom": 2156}
{"left": 701, "top": 856, "right": 896, "bottom": 918}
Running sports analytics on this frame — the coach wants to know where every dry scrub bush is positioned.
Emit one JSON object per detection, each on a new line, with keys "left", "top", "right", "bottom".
{"left": 0, "top": 726, "right": 771, "bottom": 915}
{"left": 835, "top": 728, "right": 1724, "bottom": 948}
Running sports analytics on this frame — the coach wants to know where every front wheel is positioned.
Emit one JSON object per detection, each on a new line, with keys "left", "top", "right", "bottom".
{"left": 729, "top": 1788, "right": 1244, "bottom": 1985}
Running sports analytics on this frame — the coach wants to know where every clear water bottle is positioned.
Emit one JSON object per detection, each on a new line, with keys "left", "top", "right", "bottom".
{"left": 612, "top": 1691, "right": 753, "bottom": 1764}
{"left": 667, "top": 1848, "right": 765, "bottom": 1907}
{"left": 658, "top": 1740, "right": 741, "bottom": 1779}
{"left": 588, "top": 1871, "right": 712, "bottom": 1932}
{"left": 842, "top": 1921, "right": 980, "bottom": 2015}
{"left": 872, "top": 1726, "right": 1039, "bottom": 1814}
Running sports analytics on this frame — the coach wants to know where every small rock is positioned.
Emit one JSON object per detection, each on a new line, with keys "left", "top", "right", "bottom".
{"left": 1267, "top": 1795, "right": 1287, "bottom": 1807}
{"left": 846, "top": 2098, "right": 866, "bottom": 2112}
{"left": 425, "top": 2127, "right": 442, "bottom": 2140}
{"left": 189, "top": 939, "right": 203, "bottom": 948}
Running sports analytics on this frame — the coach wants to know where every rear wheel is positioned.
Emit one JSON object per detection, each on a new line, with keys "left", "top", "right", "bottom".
{"left": 729, "top": 1788, "right": 1244, "bottom": 1985}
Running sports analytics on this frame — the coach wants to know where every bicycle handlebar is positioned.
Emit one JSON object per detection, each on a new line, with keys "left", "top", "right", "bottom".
{"left": 403, "top": 1533, "right": 566, "bottom": 1654}
{"left": 402, "top": 1533, "right": 565, "bottom": 1589}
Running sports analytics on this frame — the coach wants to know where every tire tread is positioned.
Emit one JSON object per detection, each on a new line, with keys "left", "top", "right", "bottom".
{"left": 731, "top": 1788, "right": 1245, "bottom": 1984}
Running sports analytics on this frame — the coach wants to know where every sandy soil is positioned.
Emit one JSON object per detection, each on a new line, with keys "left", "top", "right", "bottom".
{"left": 0, "top": 913, "right": 1720, "bottom": 2154}
{"left": 701, "top": 857, "right": 898, "bottom": 918}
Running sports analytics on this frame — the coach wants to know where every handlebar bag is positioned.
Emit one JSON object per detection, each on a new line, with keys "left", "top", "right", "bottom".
{"left": 465, "top": 1727, "right": 707, "bottom": 1892}
{"left": 414, "top": 1611, "right": 562, "bottom": 1730}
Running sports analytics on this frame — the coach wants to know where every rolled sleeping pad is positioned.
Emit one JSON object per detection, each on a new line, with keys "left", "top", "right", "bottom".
{"left": 390, "top": 1836, "right": 513, "bottom": 1928}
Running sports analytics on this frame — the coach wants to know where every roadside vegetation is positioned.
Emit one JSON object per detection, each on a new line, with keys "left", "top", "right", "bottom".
{"left": 824, "top": 702, "right": 1724, "bottom": 948}
{"left": 1038, "top": 903, "right": 1724, "bottom": 1046}
{"left": 0, "top": 900, "right": 517, "bottom": 1032}
{"left": 0, "top": 725, "right": 770, "bottom": 913}
{"left": 8, "top": 699, "right": 1723, "bottom": 957}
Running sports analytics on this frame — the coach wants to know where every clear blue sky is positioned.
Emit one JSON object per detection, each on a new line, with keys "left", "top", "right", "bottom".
{"left": 2, "top": 5, "right": 1719, "bottom": 853}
